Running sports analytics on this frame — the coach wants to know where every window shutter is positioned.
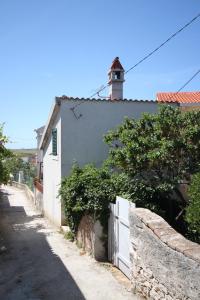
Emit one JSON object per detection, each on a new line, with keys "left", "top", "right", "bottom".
{"left": 52, "top": 128, "right": 57, "bottom": 156}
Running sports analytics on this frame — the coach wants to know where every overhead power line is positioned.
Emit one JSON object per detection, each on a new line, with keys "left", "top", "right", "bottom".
{"left": 72, "top": 68, "right": 200, "bottom": 118}
{"left": 89, "top": 12, "right": 200, "bottom": 99}
{"left": 165, "top": 69, "right": 200, "bottom": 102}
{"left": 125, "top": 13, "right": 200, "bottom": 75}
{"left": 176, "top": 69, "right": 200, "bottom": 93}
{"left": 71, "top": 69, "right": 200, "bottom": 117}
{"left": 70, "top": 13, "right": 200, "bottom": 116}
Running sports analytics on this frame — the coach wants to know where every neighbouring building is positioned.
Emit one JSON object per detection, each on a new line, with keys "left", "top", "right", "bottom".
{"left": 37, "top": 57, "right": 179, "bottom": 226}
{"left": 35, "top": 126, "right": 45, "bottom": 180}
{"left": 34, "top": 126, "right": 45, "bottom": 212}
{"left": 157, "top": 91, "right": 200, "bottom": 111}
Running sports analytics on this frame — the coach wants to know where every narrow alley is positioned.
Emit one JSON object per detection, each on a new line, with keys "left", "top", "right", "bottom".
{"left": 0, "top": 186, "right": 139, "bottom": 300}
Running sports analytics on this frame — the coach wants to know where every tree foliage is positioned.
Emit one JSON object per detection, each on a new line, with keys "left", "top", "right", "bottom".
{"left": 59, "top": 164, "right": 116, "bottom": 237}
{"left": 60, "top": 106, "right": 200, "bottom": 242}
{"left": 104, "top": 105, "right": 200, "bottom": 232}
{"left": 185, "top": 173, "right": 200, "bottom": 242}
{"left": 105, "top": 105, "right": 200, "bottom": 182}
{"left": 6, "top": 155, "right": 36, "bottom": 179}
{"left": 0, "top": 124, "right": 36, "bottom": 186}
{"left": 0, "top": 124, "right": 12, "bottom": 184}
{"left": 4, "top": 155, "right": 36, "bottom": 190}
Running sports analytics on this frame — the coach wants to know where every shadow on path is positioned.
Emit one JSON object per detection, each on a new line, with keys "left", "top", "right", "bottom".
{"left": 0, "top": 188, "right": 86, "bottom": 300}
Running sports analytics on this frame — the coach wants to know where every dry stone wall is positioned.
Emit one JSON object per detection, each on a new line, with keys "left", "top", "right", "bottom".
{"left": 129, "top": 207, "right": 200, "bottom": 300}
{"left": 77, "top": 215, "right": 106, "bottom": 261}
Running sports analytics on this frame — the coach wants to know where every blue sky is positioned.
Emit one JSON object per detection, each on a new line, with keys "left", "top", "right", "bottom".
{"left": 0, "top": 0, "right": 200, "bottom": 149}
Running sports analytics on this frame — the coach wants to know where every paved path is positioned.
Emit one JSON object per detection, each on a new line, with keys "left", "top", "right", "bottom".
{"left": 0, "top": 186, "right": 140, "bottom": 300}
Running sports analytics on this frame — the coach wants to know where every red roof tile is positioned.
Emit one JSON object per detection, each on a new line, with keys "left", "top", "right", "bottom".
{"left": 157, "top": 92, "right": 200, "bottom": 103}
{"left": 110, "top": 57, "right": 124, "bottom": 70}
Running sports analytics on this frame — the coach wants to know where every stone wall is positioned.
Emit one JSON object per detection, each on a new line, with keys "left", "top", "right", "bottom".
{"left": 77, "top": 215, "right": 106, "bottom": 261}
{"left": 129, "top": 207, "right": 200, "bottom": 300}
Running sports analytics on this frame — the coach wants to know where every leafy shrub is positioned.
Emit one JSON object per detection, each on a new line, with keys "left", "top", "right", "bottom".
{"left": 185, "top": 173, "right": 200, "bottom": 242}
{"left": 111, "top": 172, "right": 167, "bottom": 218}
{"left": 104, "top": 105, "right": 200, "bottom": 236}
{"left": 64, "top": 231, "right": 74, "bottom": 242}
{"left": 0, "top": 124, "right": 12, "bottom": 184}
{"left": 59, "top": 164, "right": 116, "bottom": 237}
{"left": 59, "top": 106, "right": 200, "bottom": 244}
{"left": 104, "top": 105, "right": 200, "bottom": 190}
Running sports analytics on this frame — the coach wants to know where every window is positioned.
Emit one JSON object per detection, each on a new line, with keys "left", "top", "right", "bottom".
{"left": 52, "top": 128, "right": 57, "bottom": 156}
{"left": 114, "top": 71, "right": 121, "bottom": 80}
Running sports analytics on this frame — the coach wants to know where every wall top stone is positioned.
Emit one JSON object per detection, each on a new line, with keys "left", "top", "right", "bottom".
{"left": 131, "top": 207, "right": 200, "bottom": 263}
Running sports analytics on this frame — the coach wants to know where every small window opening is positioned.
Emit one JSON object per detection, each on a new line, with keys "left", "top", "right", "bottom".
{"left": 114, "top": 71, "right": 121, "bottom": 80}
{"left": 52, "top": 128, "right": 57, "bottom": 156}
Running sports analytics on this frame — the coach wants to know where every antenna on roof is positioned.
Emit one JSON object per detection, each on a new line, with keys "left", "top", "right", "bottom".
{"left": 95, "top": 85, "right": 110, "bottom": 99}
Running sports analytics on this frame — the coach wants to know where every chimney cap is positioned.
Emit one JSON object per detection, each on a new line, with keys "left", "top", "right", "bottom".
{"left": 110, "top": 57, "right": 124, "bottom": 71}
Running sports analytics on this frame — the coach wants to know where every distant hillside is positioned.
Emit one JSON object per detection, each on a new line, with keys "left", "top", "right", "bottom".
{"left": 9, "top": 148, "right": 37, "bottom": 157}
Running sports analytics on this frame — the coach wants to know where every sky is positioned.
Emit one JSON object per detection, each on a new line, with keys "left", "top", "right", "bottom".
{"left": 0, "top": 0, "right": 200, "bottom": 149}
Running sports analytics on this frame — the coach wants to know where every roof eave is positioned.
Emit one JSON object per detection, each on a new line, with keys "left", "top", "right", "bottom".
{"left": 39, "top": 98, "right": 61, "bottom": 150}
{"left": 179, "top": 102, "right": 200, "bottom": 107}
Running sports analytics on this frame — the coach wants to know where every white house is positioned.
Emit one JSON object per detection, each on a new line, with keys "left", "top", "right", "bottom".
{"left": 35, "top": 126, "right": 45, "bottom": 179}
{"left": 38, "top": 57, "right": 168, "bottom": 226}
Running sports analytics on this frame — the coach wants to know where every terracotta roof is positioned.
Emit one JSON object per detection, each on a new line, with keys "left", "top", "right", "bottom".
{"left": 110, "top": 57, "right": 124, "bottom": 70}
{"left": 157, "top": 92, "right": 200, "bottom": 103}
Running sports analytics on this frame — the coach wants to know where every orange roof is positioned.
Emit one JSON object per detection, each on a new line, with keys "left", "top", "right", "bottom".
{"left": 110, "top": 57, "right": 124, "bottom": 70}
{"left": 157, "top": 92, "right": 200, "bottom": 103}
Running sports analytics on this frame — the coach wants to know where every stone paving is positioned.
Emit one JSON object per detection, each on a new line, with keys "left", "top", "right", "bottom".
{"left": 0, "top": 186, "right": 140, "bottom": 300}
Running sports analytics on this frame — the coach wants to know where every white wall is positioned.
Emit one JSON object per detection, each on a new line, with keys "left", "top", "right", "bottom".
{"left": 35, "top": 126, "right": 45, "bottom": 178}
{"left": 43, "top": 99, "right": 177, "bottom": 226}
{"left": 34, "top": 188, "right": 43, "bottom": 213}
{"left": 43, "top": 112, "right": 62, "bottom": 226}
{"left": 60, "top": 99, "right": 158, "bottom": 177}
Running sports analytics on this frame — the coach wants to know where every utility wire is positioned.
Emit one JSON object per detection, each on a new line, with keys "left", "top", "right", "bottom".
{"left": 71, "top": 69, "right": 200, "bottom": 115}
{"left": 70, "top": 85, "right": 107, "bottom": 112}
{"left": 125, "top": 13, "right": 200, "bottom": 75}
{"left": 89, "top": 12, "right": 200, "bottom": 99}
{"left": 164, "top": 69, "right": 200, "bottom": 101}
{"left": 71, "top": 12, "right": 200, "bottom": 113}
{"left": 176, "top": 69, "right": 200, "bottom": 93}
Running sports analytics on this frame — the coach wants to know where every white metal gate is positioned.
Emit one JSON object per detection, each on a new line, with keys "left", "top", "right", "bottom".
{"left": 108, "top": 196, "right": 135, "bottom": 279}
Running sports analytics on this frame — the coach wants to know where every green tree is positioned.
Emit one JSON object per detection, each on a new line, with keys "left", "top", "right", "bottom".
{"left": 59, "top": 163, "right": 115, "bottom": 237}
{"left": 0, "top": 124, "right": 12, "bottom": 184}
{"left": 5, "top": 154, "right": 36, "bottom": 189}
{"left": 5, "top": 155, "right": 24, "bottom": 178}
{"left": 185, "top": 173, "right": 200, "bottom": 242}
{"left": 104, "top": 105, "right": 200, "bottom": 230}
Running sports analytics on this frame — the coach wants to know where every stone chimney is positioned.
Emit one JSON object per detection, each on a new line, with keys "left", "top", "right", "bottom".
{"left": 108, "top": 57, "right": 125, "bottom": 100}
